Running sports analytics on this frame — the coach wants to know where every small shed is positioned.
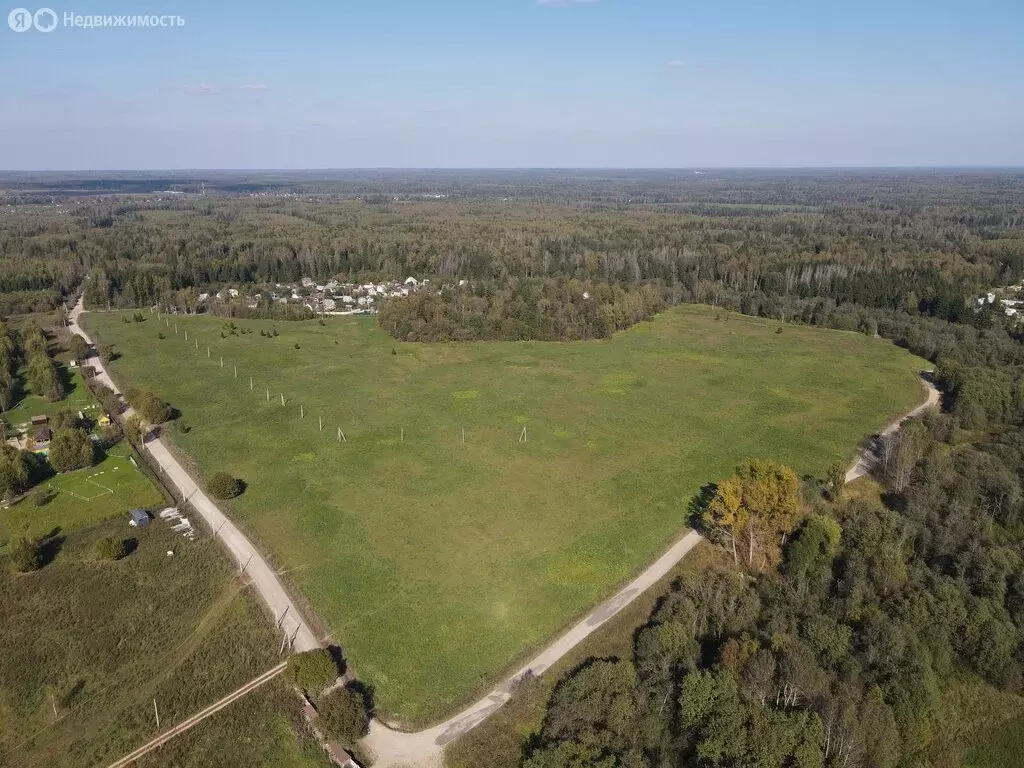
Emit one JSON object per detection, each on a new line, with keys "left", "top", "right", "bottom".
{"left": 129, "top": 509, "right": 150, "bottom": 527}
{"left": 30, "top": 415, "right": 48, "bottom": 426}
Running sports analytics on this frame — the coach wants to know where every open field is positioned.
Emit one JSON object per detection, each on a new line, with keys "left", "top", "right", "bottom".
{"left": 0, "top": 451, "right": 166, "bottom": 542}
{"left": 0, "top": 518, "right": 325, "bottom": 768}
{"left": 85, "top": 305, "right": 928, "bottom": 722}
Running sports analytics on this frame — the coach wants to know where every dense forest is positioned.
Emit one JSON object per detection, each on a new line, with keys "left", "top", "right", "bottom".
{"left": 3, "top": 170, "right": 1024, "bottom": 765}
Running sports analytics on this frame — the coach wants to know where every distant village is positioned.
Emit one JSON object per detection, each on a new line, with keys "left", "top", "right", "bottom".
{"left": 976, "top": 283, "right": 1024, "bottom": 320}
{"left": 199, "top": 276, "right": 438, "bottom": 316}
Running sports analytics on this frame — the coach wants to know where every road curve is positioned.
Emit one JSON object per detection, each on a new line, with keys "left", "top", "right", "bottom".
{"left": 71, "top": 300, "right": 940, "bottom": 768}
{"left": 69, "top": 298, "right": 319, "bottom": 653}
{"left": 364, "top": 373, "right": 941, "bottom": 768}
{"left": 105, "top": 663, "right": 287, "bottom": 768}
{"left": 846, "top": 375, "right": 940, "bottom": 483}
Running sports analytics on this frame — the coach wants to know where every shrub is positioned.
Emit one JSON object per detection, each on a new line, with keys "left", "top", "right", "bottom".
{"left": 294, "top": 343, "right": 301, "bottom": 350}
{"left": 68, "top": 334, "right": 90, "bottom": 360}
{"left": 124, "top": 387, "right": 171, "bottom": 425}
{"left": 285, "top": 649, "right": 339, "bottom": 696}
{"left": 98, "top": 344, "right": 115, "bottom": 365}
{"left": 95, "top": 536, "right": 127, "bottom": 561}
{"left": 10, "top": 537, "right": 41, "bottom": 572}
{"left": 122, "top": 414, "right": 143, "bottom": 446}
{"left": 208, "top": 472, "right": 242, "bottom": 500}
{"left": 317, "top": 686, "right": 369, "bottom": 745}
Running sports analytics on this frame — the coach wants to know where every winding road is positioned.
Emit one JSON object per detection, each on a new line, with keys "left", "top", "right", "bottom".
{"left": 72, "top": 299, "right": 940, "bottom": 767}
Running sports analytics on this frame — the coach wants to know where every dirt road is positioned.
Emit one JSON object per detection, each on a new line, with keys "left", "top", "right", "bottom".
{"left": 105, "top": 663, "right": 287, "bottom": 768}
{"left": 69, "top": 299, "right": 319, "bottom": 654}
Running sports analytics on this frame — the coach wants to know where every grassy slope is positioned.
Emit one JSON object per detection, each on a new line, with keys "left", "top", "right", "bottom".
{"left": 0, "top": 519, "right": 325, "bottom": 768}
{"left": 85, "top": 305, "right": 927, "bottom": 722}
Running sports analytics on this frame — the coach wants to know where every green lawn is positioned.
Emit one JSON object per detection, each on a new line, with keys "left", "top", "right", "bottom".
{"left": 0, "top": 519, "right": 326, "bottom": 768}
{"left": 84, "top": 305, "right": 928, "bottom": 723}
{"left": 4, "top": 366, "right": 96, "bottom": 428}
{"left": 0, "top": 451, "right": 166, "bottom": 542}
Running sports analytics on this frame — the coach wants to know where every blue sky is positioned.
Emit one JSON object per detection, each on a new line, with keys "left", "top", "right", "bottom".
{"left": 1, "top": 0, "right": 1022, "bottom": 169}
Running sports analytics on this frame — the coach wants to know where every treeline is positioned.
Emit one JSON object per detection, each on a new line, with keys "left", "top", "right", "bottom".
{"left": 523, "top": 406, "right": 1024, "bottom": 768}
{"left": 378, "top": 280, "right": 665, "bottom": 342}
{"left": 2, "top": 172, "right": 1021, "bottom": 326}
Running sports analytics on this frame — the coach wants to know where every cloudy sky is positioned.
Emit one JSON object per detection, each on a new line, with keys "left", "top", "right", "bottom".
{"left": 1, "top": 0, "right": 1022, "bottom": 169}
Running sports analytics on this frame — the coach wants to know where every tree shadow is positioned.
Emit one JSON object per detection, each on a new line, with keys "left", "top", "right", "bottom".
{"left": 688, "top": 482, "right": 717, "bottom": 532}
{"left": 326, "top": 644, "right": 348, "bottom": 678}
{"left": 37, "top": 532, "right": 65, "bottom": 567}
{"left": 122, "top": 537, "right": 139, "bottom": 558}
{"left": 345, "top": 678, "right": 375, "bottom": 717}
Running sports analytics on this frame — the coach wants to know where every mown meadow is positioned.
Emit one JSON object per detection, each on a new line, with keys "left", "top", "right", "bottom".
{"left": 85, "top": 305, "right": 928, "bottom": 723}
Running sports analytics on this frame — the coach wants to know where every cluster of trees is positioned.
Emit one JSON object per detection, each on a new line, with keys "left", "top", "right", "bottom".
{"left": 526, "top": 441, "right": 1024, "bottom": 767}
{"left": 0, "top": 321, "right": 15, "bottom": 410}
{"left": 378, "top": 280, "right": 665, "bottom": 342}
{"left": 21, "top": 324, "right": 63, "bottom": 402}
{"left": 284, "top": 649, "right": 369, "bottom": 746}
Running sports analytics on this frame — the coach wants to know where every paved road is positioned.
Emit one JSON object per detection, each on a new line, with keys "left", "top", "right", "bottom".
{"left": 69, "top": 299, "right": 318, "bottom": 654}
{"left": 105, "top": 662, "right": 287, "bottom": 768}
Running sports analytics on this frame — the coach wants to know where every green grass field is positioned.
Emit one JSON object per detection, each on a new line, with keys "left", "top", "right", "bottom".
{"left": 0, "top": 519, "right": 326, "bottom": 768}
{"left": 0, "top": 451, "right": 166, "bottom": 542}
{"left": 85, "top": 305, "right": 928, "bottom": 722}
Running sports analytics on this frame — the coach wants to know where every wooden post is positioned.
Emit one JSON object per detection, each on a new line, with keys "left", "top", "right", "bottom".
{"left": 184, "top": 329, "right": 187, "bottom": 341}
{"left": 250, "top": 376, "right": 253, "bottom": 391}
{"left": 519, "top": 426, "right": 527, "bottom": 443}
{"left": 337, "top": 427, "right": 346, "bottom": 443}
{"left": 462, "top": 428, "right": 466, "bottom": 444}
{"left": 207, "top": 345, "right": 210, "bottom": 358}
{"left": 280, "top": 393, "right": 285, "bottom": 407}
{"left": 319, "top": 416, "right": 323, "bottom": 432}
{"left": 194, "top": 338, "right": 198, "bottom": 350}
{"left": 234, "top": 366, "right": 237, "bottom": 379}
{"left": 240, "top": 554, "right": 253, "bottom": 575}
{"left": 153, "top": 698, "right": 160, "bottom": 729}
{"left": 401, "top": 427, "right": 404, "bottom": 442}
{"left": 300, "top": 405, "right": 304, "bottom": 419}
{"left": 220, "top": 356, "right": 223, "bottom": 368}
{"left": 266, "top": 388, "right": 270, "bottom": 402}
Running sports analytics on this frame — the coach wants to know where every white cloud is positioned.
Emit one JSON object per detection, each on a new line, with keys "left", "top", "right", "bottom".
{"left": 183, "top": 82, "right": 219, "bottom": 95}
{"left": 666, "top": 60, "right": 685, "bottom": 69}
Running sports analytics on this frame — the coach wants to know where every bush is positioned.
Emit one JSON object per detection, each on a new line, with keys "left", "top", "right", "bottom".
{"left": 95, "top": 536, "right": 127, "bottom": 561}
{"left": 285, "top": 649, "right": 339, "bottom": 696}
{"left": 98, "top": 344, "right": 115, "bottom": 364}
{"left": 208, "top": 472, "right": 242, "bottom": 500}
{"left": 9, "top": 537, "right": 41, "bottom": 572}
{"left": 49, "top": 428, "right": 95, "bottom": 473}
{"left": 124, "top": 387, "right": 171, "bottom": 425}
{"left": 317, "top": 686, "right": 369, "bottom": 745}
{"left": 68, "top": 334, "right": 90, "bottom": 361}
